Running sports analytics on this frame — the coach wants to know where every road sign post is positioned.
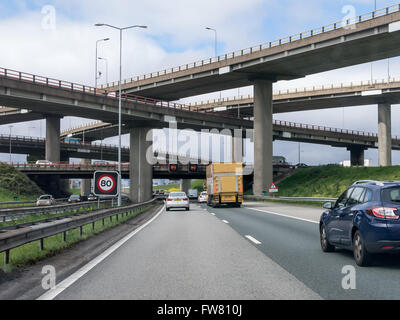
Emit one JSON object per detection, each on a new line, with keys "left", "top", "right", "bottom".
{"left": 94, "top": 171, "right": 120, "bottom": 200}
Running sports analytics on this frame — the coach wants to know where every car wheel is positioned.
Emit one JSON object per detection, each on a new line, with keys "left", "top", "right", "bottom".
{"left": 166, "top": 208, "right": 170, "bottom": 212}
{"left": 186, "top": 207, "right": 190, "bottom": 211}
{"left": 320, "top": 224, "right": 335, "bottom": 252}
{"left": 353, "top": 231, "right": 370, "bottom": 267}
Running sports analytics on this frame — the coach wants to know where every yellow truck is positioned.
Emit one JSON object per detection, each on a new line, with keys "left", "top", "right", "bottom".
{"left": 206, "top": 163, "right": 243, "bottom": 207}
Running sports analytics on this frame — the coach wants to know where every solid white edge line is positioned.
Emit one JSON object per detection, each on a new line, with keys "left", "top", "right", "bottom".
{"left": 247, "top": 207, "right": 319, "bottom": 225}
{"left": 245, "top": 235, "right": 262, "bottom": 245}
{"left": 37, "top": 204, "right": 166, "bottom": 301}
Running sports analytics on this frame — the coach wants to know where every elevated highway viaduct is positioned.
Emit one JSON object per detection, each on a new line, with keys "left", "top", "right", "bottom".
{"left": 2, "top": 5, "right": 400, "bottom": 199}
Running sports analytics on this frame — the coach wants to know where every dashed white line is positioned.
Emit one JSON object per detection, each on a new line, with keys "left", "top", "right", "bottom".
{"left": 222, "top": 220, "right": 229, "bottom": 224}
{"left": 246, "top": 207, "right": 319, "bottom": 224}
{"left": 210, "top": 212, "right": 216, "bottom": 216}
{"left": 245, "top": 235, "right": 262, "bottom": 245}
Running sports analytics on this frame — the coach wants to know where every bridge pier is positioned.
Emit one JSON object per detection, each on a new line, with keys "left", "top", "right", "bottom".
{"left": 347, "top": 146, "right": 366, "bottom": 166}
{"left": 231, "top": 129, "right": 243, "bottom": 163}
{"left": 253, "top": 80, "right": 273, "bottom": 196}
{"left": 81, "top": 159, "right": 92, "bottom": 196}
{"left": 181, "top": 179, "right": 191, "bottom": 195}
{"left": 378, "top": 104, "right": 392, "bottom": 166}
{"left": 130, "top": 127, "right": 153, "bottom": 203}
{"left": 45, "top": 116, "right": 61, "bottom": 162}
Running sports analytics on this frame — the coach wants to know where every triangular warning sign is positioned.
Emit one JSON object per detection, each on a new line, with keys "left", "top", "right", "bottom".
{"left": 269, "top": 182, "right": 278, "bottom": 193}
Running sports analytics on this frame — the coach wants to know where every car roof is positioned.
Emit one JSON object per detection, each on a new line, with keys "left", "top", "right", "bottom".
{"left": 352, "top": 180, "right": 400, "bottom": 188}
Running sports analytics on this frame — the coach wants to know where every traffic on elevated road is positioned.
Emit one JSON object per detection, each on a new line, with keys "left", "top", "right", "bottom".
{"left": 2, "top": 0, "right": 400, "bottom": 311}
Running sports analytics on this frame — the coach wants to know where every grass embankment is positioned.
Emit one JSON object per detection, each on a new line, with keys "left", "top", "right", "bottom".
{"left": 276, "top": 165, "right": 400, "bottom": 198}
{"left": 0, "top": 204, "right": 154, "bottom": 272}
{"left": 0, "top": 162, "right": 43, "bottom": 202}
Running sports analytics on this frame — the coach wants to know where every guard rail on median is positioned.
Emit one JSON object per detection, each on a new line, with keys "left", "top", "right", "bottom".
{"left": 0, "top": 198, "right": 161, "bottom": 265}
{"left": 0, "top": 199, "right": 122, "bottom": 222}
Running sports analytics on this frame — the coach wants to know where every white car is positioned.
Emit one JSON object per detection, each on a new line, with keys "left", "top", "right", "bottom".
{"left": 36, "top": 195, "right": 56, "bottom": 206}
{"left": 166, "top": 192, "right": 190, "bottom": 211}
{"left": 198, "top": 191, "right": 207, "bottom": 203}
{"left": 35, "top": 160, "right": 54, "bottom": 167}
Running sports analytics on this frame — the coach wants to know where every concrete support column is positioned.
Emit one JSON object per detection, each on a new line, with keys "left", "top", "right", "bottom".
{"left": 253, "top": 79, "right": 273, "bottom": 196}
{"left": 378, "top": 104, "right": 392, "bottom": 166}
{"left": 181, "top": 179, "right": 191, "bottom": 195}
{"left": 231, "top": 129, "right": 243, "bottom": 163}
{"left": 45, "top": 116, "right": 61, "bottom": 162}
{"left": 130, "top": 127, "right": 153, "bottom": 203}
{"left": 347, "top": 146, "right": 366, "bottom": 166}
{"left": 81, "top": 159, "right": 92, "bottom": 196}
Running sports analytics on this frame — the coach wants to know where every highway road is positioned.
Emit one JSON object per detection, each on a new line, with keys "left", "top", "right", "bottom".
{"left": 40, "top": 201, "right": 400, "bottom": 300}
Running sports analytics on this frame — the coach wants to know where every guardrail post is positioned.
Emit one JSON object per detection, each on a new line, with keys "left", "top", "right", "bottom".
{"left": 92, "top": 222, "right": 95, "bottom": 230}
{"left": 63, "top": 232, "right": 66, "bottom": 242}
{"left": 80, "top": 226, "right": 83, "bottom": 236}
{"left": 4, "top": 250, "right": 10, "bottom": 265}
{"left": 40, "top": 238, "right": 44, "bottom": 251}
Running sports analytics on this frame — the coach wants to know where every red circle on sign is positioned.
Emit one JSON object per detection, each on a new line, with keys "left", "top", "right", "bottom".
{"left": 97, "top": 174, "right": 116, "bottom": 193}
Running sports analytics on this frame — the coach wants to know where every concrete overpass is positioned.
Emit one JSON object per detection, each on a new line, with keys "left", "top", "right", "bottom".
{"left": 103, "top": 5, "right": 400, "bottom": 101}
{"left": 2, "top": 5, "right": 400, "bottom": 198}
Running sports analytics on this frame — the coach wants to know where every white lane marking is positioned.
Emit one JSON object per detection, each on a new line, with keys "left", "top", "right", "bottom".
{"left": 247, "top": 207, "right": 319, "bottom": 224}
{"left": 37, "top": 204, "right": 166, "bottom": 300}
{"left": 210, "top": 212, "right": 216, "bottom": 216}
{"left": 245, "top": 235, "right": 262, "bottom": 245}
{"left": 222, "top": 220, "right": 229, "bottom": 224}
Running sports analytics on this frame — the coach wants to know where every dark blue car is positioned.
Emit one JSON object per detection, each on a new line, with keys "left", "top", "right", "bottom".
{"left": 320, "top": 180, "right": 400, "bottom": 266}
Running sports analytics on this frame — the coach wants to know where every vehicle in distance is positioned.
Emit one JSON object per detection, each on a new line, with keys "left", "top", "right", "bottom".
{"left": 198, "top": 191, "right": 207, "bottom": 203}
{"left": 166, "top": 192, "right": 190, "bottom": 211}
{"left": 68, "top": 194, "right": 82, "bottom": 203}
{"left": 188, "top": 189, "right": 198, "bottom": 200}
{"left": 87, "top": 193, "right": 98, "bottom": 201}
{"left": 294, "top": 163, "right": 308, "bottom": 168}
{"left": 36, "top": 195, "right": 56, "bottom": 206}
{"left": 320, "top": 180, "right": 400, "bottom": 266}
{"left": 35, "top": 160, "right": 54, "bottom": 167}
{"left": 206, "top": 163, "right": 243, "bottom": 208}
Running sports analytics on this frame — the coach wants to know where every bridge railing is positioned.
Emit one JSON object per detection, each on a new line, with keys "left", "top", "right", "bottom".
{"left": 100, "top": 4, "right": 400, "bottom": 87}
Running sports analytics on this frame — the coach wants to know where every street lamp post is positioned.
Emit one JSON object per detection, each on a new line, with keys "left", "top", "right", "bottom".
{"left": 205, "top": 27, "right": 221, "bottom": 102}
{"left": 95, "top": 38, "right": 110, "bottom": 89}
{"left": 98, "top": 57, "right": 109, "bottom": 84}
{"left": 95, "top": 23, "right": 147, "bottom": 207}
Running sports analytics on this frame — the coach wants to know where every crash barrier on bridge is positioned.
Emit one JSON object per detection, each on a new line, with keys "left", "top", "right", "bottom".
{"left": 0, "top": 199, "right": 126, "bottom": 223}
{"left": 0, "top": 198, "right": 160, "bottom": 265}
{"left": 244, "top": 195, "right": 337, "bottom": 202}
{"left": 102, "top": 4, "right": 400, "bottom": 86}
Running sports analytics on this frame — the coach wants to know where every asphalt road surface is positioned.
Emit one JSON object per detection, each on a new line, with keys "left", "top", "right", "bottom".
{"left": 43, "top": 201, "right": 400, "bottom": 300}
{"left": 51, "top": 203, "right": 320, "bottom": 300}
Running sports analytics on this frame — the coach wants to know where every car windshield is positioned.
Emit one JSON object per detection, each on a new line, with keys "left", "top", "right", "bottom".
{"left": 382, "top": 187, "right": 400, "bottom": 203}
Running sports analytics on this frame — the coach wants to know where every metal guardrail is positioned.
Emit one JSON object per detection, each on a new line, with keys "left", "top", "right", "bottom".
{"left": 245, "top": 195, "right": 337, "bottom": 203}
{"left": 0, "top": 198, "right": 160, "bottom": 264}
{"left": 0, "top": 198, "right": 67, "bottom": 210}
{"left": 102, "top": 4, "right": 400, "bottom": 87}
{"left": 0, "top": 199, "right": 118, "bottom": 222}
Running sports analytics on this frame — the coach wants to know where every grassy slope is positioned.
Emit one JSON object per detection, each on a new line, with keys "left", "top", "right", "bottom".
{"left": 277, "top": 165, "right": 400, "bottom": 198}
{"left": 0, "top": 163, "right": 43, "bottom": 201}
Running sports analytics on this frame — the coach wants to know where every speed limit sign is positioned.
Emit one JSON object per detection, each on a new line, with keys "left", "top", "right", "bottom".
{"left": 94, "top": 171, "right": 119, "bottom": 197}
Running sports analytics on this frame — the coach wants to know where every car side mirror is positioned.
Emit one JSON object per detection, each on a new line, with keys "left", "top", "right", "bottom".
{"left": 323, "top": 202, "right": 333, "bottom": 209}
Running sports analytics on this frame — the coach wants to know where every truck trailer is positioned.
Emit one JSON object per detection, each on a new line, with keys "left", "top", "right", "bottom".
{"left": 206, "top": 163, "right": 243, "bottom": 207}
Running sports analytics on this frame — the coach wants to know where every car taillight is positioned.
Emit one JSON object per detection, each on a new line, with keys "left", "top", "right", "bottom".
{"left": 366, "top": 207, "right": 399, "bottom": 220}
{"left": 167, "top": 198, "right": 172, "bottom": 202}
{"left": 183, "top": 198, "right": 189, "bottom": 201}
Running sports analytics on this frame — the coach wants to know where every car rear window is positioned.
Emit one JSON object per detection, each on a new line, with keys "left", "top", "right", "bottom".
{"left": 382, "top": 187, "right": 400, "bottom": 204}
{"left": 170, "top": 193, "right": 186, "bottom": 198}
{"left": 39, "top": 196, "right": 50, "bottom": 200}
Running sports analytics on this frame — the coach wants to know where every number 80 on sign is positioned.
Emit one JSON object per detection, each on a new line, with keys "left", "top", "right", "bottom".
{"left": 94, "top": 171, "right": 120, "bottom": 197}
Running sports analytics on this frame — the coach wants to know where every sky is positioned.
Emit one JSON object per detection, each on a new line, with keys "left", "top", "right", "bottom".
{"left": 0, "top": 0, "right": 400, "bottom": 166}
